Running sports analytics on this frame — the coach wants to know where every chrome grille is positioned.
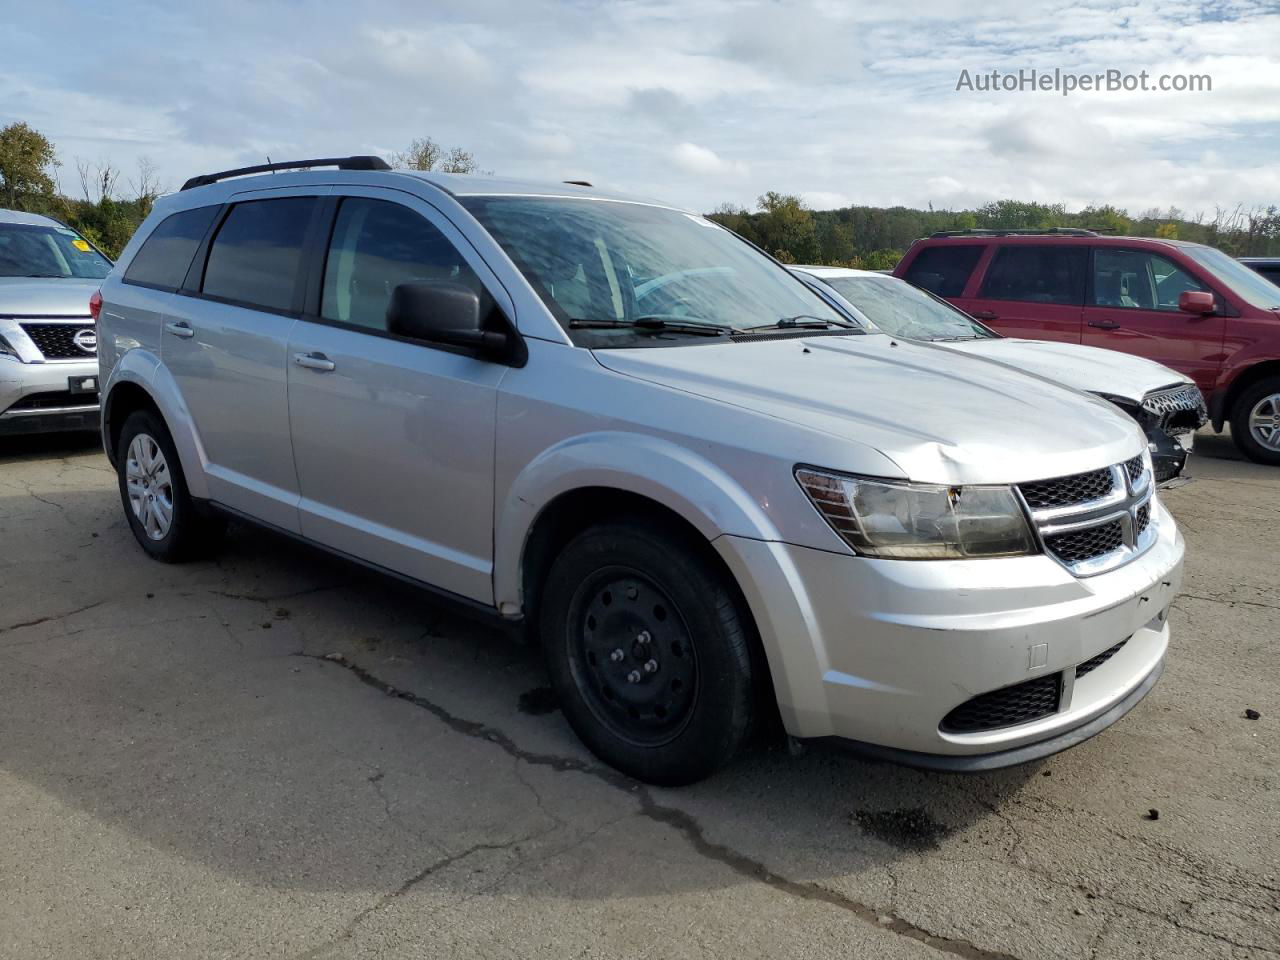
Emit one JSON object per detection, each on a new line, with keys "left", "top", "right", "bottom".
{"left": 1142, "top": 383, "right": 1207, "bottom": 434}
{"left": 19, "top": 321, "right": 97, "bottom": 360}
{"left": 1018, "top": 467, "right": 1114, "bottom": 509}
{"left": 1124, "top": 456, "right": 1144, "bottom": 484}
{"left": 1019, "top": 458, "right": 1157, "bottom": 576}
{"left": 1044, "top": 520, "right": 1124, "bottom": 565}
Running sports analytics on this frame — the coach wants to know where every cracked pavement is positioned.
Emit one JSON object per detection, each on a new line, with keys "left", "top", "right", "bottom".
{"left": 0, "top": 430, "right": 1275, "bottom": 959}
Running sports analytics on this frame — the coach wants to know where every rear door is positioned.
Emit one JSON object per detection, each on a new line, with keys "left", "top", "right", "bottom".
{"left": 285, "top": 189, "right": 512, "bottom": 604}
{"left": 899, "top": 243, "right": 985, "bottom": 307}
{"left": 961, "top": 244, "right": 1087, "bottom": 342}
{"left": 1081, "top": 246, "right": 1224, "bottom": 392}
{"left": 163, "top": 191, "right": 325, "bottom": 531}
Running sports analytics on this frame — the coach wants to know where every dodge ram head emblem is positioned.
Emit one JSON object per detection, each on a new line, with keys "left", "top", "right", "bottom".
{"left": 73, "top": 328, "right": 97, "bottom": 354}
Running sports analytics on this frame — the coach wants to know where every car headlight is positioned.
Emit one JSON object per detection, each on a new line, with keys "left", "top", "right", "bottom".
{"left": 795, "top": 467, "right": 1037, "bottom": 559}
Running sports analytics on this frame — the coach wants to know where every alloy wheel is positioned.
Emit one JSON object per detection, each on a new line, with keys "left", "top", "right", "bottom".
{"left": 1247, "top": 392, "right": 1280, "bottom": 453}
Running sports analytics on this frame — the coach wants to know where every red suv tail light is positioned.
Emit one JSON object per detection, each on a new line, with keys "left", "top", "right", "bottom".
{"left": 89, "top": 289, "right": 102, "bottom": 322}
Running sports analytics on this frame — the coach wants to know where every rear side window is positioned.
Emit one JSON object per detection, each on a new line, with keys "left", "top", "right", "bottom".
{"left": 979, "top": 245, "right": 1087, "bottom": 305}
{"left": 123, "top": 206, "right": 220, "bottom": 291}
{"left": 321, "top": 198, "right": 488, "bottom": 331}
{"left": 201, "top": 198, "right": 316, "bottom": 312}
{"left": 903, "top": 245, "right": 983, "bottom": 297}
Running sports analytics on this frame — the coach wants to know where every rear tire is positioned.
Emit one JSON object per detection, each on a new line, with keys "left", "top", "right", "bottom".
{"left": 117, "top": 409, "right": 223, "bottom": 562}
{"left": 1230, "top": 376, "right": 1280, "bottom": 465}
{"left": 539, "top": 519, "right": 755, "bottom": 786}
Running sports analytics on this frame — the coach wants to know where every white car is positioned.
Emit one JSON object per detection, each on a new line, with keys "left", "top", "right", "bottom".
{"left": 793, "top": 266, "right": 1208, "bottom": 484}
{"left": 97, "top": 159, "right": 1183, "bottom": 784}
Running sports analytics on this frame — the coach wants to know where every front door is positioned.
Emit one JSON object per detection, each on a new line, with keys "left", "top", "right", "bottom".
{"left": 1080, "top": 247, "right": 1224, "bottom": 393}
{"left": 286, "top": 191, "right": 512, "bottom": 604}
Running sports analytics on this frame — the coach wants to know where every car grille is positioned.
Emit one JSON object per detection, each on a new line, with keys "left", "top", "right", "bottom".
{"left": 18, "top": 321, "right": 97, "bottom": 360}
{"left": 1018, "top": 467, "right": 1115, "bottom": 509}
{"left": 1043, "top": 519, "right": 1125, "bottom": 566}
{"left": 1018, "top": 458, "right": 1156, "bottom": 576}
{"left": 942, "top": 673, "right": 1062, "bottom": 733}
{"left": 1135, "top": 502, "right": 1151, "bottom": 535}
{"left": 1075, "top": 639, "right": 1127, "bottom": 680}
{"left": 1124, "top": 455, "right": 1145, "bottom": 485}
{"left": 1141, "top": 383, "right": 1208, "bottom": 434}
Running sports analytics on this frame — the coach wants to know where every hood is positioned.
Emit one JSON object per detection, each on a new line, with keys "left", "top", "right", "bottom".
{"left": 940, "top": 338, "right": 1189, "bottom": 400}
{"left": 593, "top": 334, "right": 1146, "bottom": 486}
{"left": 0, "top": 277, "right": 100, "bottom": 318}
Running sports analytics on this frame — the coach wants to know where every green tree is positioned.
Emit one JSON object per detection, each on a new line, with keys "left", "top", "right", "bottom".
{"left": 0, "top": 121, "right": 57, "bottom": 209}
{"left": 754, "top": 192, "right": 819, "bottom": 263}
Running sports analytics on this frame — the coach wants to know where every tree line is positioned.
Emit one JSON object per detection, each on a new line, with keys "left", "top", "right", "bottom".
{"left": 709, "top": 194, "right": 1280, "bottom": 269}
{"left": 2, "top": 119, "right": 1276, "bottom": 265}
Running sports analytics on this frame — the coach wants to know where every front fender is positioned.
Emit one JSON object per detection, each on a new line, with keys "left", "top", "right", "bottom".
{"left": 493, "top": 431, "right": 782, "bottom": 613}
{"left": 102, "top": 349, "right": 211, "bottom": 500}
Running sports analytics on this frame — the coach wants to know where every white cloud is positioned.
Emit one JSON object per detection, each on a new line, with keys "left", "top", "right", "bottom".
{"left": 0, "top": 0, "right": 1277, "bottom": 217}
{"left": 669, "top": 142, "right": 748, "bottom": 177}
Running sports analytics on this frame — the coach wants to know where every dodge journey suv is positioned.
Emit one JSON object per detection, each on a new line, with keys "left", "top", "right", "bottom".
{"left": 895, "top": 229, "right": 1280, "bottom": 465}
{"left": 96, "top": 158, "right": 1184, "bottom": 784}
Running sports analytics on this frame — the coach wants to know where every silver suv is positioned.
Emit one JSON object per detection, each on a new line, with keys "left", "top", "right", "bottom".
{"left": 97, "top": 157, "right": 1185, "bottom": 784}
{"left": 1, "top": 210, "right": 110, "bottom": 435}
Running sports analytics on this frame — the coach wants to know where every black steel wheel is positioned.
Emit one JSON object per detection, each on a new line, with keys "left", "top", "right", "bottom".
{"left": 540, "top": 518, "right": 755, "bottom": 785}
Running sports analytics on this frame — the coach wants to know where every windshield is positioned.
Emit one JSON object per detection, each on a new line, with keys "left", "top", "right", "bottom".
{"left": 0, "top": 222, "right": 111, "bottom": 280}
{"left": 1185, "top": 245, "right": 1280, "bottom": 310}
{"left": 821, "top": 275, "right": 997, "bottom": 341}
{"left": 461, "top": 197, "right": 848, "bottom": 346}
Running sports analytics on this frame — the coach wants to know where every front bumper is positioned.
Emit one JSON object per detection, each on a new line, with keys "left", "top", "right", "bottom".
{"left": 0, "top": 358, "right": 100, "bottom": 435}
{"left": 716, "top": 496, "right": 1184, "bottom": 764}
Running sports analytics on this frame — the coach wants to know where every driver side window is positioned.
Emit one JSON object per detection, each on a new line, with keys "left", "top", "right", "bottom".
{"left": 1092, "top": 249, "right": 1205, "bottom": 312}
{"left": 321, "top": 198, "right": 487, "bottom": 331}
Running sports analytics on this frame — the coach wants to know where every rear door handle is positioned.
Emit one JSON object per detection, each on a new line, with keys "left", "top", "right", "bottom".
{"left": 164, "top": 320, "right": 195, "bottom": 339}
{"left": 1087, "top": 319, "right": 1120, "bottom": 330}
{"left": 293, "top": 351, "right": 336, "bottom": 372}
{"left": 971, "top": 310, "right": 998, "bottom": 320}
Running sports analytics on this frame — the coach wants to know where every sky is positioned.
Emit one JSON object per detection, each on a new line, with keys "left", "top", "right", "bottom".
{"left": 3, "top": 0, "right": 1279, "bottom": 216}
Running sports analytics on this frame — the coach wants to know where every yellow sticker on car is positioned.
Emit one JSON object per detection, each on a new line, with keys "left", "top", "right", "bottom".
{"left": 72, "top": 239, "right": 91, "bottom": 252}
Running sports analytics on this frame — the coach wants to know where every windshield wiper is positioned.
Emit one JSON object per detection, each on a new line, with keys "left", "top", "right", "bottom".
{"left": 23, "top": 273, "right": 64, "bottom": 279}
{"left": 738, "top": 314, "right": 859, "bottom": 333}
{"left": 567, "top": 316, "right": 728, "bottom": 337}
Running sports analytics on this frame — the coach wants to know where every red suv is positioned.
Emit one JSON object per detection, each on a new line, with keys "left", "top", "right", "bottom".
{"left": 894, "top": 229, "right": 1280, "bottom": 464}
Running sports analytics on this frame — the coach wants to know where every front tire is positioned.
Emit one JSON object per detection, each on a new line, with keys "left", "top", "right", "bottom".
{"left": 117, "top": 409, "right": 222, "bottom": 562}
{"left": 1231, "top": 376, "right": 1280, "bottom": 465}
{"left": 539, "top": 519, "right": 755, "bottom": 786}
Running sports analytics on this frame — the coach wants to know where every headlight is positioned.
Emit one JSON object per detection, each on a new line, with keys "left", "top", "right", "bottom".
{"left": 795, "top": 467, "right": 1037, "bottom": 559}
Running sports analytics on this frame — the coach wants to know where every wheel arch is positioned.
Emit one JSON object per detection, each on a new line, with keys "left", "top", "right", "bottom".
{"left": 101, "top": 353, "right": 210, "bottom": 499}
{"left": 1215, "top": 359, "right": 1280, "bottom": 431}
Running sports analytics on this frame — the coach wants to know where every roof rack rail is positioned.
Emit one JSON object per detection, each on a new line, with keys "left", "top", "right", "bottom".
{"left": 180, "top": 155, "right": 392, "bottom": 191}
{"left": 928, "top": 227, "right": 1099, "bottom": 238}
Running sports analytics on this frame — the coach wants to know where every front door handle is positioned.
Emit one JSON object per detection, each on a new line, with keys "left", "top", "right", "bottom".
{"left": 164, "top": 320, "right": 195, "bottom": 339}
{"left": 1087, "top": 319, "right": 1120, "bottom": 330}
{"left": 293, "top": 351, "right": 336, "bottom": 372}
{"left": 971, "top": 310, "right": 998, "bottom": 320}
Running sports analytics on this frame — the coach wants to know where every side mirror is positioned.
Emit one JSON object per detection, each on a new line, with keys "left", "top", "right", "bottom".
{"left": 1178, "top": 290, "right": 1215, "bottom": 315}
{"left": 386, "top": 281, "right": 510, "bottom": 354}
